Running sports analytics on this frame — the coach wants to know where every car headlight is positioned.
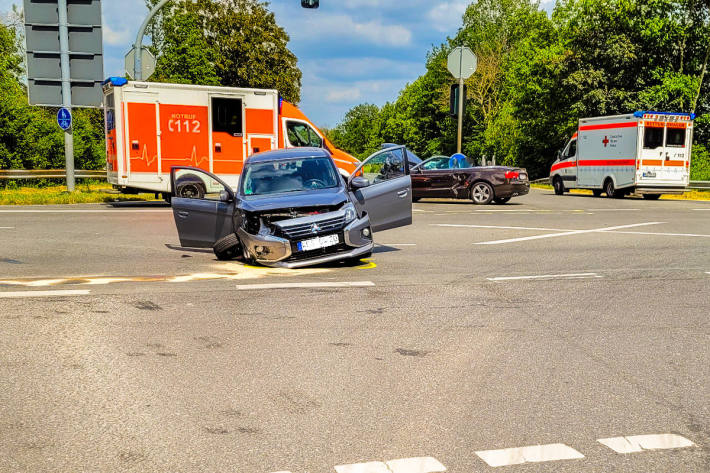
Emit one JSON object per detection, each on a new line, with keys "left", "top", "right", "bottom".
{"left": 343, "top": 203, "right": 357, "bottom": 223}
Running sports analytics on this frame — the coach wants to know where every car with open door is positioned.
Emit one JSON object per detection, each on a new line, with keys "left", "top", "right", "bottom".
{"left": 410, "top": 155, "right": 529, "bottom": 204}
{"left": 170, "top": 146, "right": 412, "bottom": 268}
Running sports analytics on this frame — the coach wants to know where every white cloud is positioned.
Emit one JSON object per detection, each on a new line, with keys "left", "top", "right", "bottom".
{"left": 326, "top": 87, "right": 361, "bottom": 103}
{"left": 427, "top": 1, "right": 469, "bottom": 32}
{"left": 102, "top": 22, "right": 132, "bottom": 47}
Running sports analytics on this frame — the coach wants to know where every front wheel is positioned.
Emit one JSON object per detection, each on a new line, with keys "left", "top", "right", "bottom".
{"left": 643, "top": 194, "right": 662, "bottom": 200}
{"left": 470, "top": 182, "right": 494, "bottom": 205}
{"left": 493, "top": 197, "right": 511, "bottom": 204}
{"left": 553, "top": 177, "right": 565, "bottom": 195}
{"left": 213, "top": 233, "right": 240, "bottom": 261}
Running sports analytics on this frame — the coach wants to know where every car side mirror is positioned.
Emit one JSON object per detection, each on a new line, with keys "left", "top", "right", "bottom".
{"left": 556, "top": 150, "right": 562, "bottom": 161}
{"left": 219, "top": 190, "right": 231, "bottom": 202}
{"left": 350, "top": 176, "right": 371, "bottom": 190}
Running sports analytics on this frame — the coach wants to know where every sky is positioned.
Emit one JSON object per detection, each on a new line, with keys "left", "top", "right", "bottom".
{"left": 1, "top": 0, "right": 554, "bottom": 127}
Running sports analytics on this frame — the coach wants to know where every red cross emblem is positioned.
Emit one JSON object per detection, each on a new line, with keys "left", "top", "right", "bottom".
{"left": 602, "top": 136, "right": 610, "bottom": 147}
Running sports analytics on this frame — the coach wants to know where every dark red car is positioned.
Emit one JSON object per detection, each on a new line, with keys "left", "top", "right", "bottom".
{"left": 411, "top": 155, "right": 530, "bottom": 204}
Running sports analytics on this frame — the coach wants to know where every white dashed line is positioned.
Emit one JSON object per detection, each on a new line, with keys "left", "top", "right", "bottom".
{"left": 433, "top": 224, "right": 573, "bottom": 231}
{"left": 475, "top": 222, "right": 664, "bottom": 245}
{"left": 475, "top": 443, "right": 585, "bottom": 467}
{"left": 0, "top": 226, "right": 14, "bottom": 229}
{"left": 488, "top": 273, "right": 601, "bottom": 281}
{"left": 235, "top": 281, "right": 375, "bottom": 290}
{"left": 334, "top": 457, "right": 445, "bottom": 473}
{"left": 598, "top": 434, "right": 695, "bottom": 454}
{"left": 0, "top": 289, "right": 90, "bottom": 298}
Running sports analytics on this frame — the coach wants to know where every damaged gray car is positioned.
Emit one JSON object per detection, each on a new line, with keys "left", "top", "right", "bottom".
{"left": 170, "top": 146, "right": 412, "bottom": 268}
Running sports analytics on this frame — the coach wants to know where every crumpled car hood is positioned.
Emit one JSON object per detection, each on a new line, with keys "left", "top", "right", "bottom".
{"left": 237, "top": 187, "right": 348, "bottom": 212}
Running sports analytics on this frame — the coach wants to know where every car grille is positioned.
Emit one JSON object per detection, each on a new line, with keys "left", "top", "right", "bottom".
{"left": 288, "top": 234, "right": 347, "bottom": 261}
{"left": 278, "top": 215, "right": 346, "bottom": 239}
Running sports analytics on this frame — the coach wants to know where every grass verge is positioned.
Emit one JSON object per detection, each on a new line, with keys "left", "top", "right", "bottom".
{"left": 531, "top": 183, "right": 710, "bottom": 201}
{"left": 0, "top": 183, "right": 160, "bottom": 205}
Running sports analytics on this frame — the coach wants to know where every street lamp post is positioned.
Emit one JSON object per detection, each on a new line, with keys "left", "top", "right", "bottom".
{"left": 133, "top": 0, "right": 172, "bottom": 81}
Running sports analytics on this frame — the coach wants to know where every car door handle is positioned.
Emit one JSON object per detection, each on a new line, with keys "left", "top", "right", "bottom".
{"left": 397, "top": 189, "right": 409, "bottom": 198}
{"left": 177, "top": 210, "right": 189, "bottom": 218}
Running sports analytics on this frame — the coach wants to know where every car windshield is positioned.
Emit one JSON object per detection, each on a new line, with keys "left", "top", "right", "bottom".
{"left": 241, "top": 156, "right": 340, "bottom": 196}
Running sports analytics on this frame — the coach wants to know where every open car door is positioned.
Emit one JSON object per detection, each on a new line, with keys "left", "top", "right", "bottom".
{"left": 349, "top": 146, "right": 412, "bottom": 232}
{"left": 170, "top": 167, "right": 235, "bottom": 247}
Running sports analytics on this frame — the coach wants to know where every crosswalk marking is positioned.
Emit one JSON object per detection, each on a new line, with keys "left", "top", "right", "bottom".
{"left": 335, "top": 461, "right": 390, "bottom": 473}
{"left": 598, "top": 434, "right": 695, "bottom": 454}
{"left": 475, "top": 443, "right": 584, "bottom": 467}
{"left": 334, "top": 457, "right": 445, "bottom": 473}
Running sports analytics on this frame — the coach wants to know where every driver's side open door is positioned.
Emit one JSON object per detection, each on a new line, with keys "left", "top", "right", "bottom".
{"left": 170, "top": 167, "right": 235, "bottom": 247}
{"left": 348, "top": 146, "right": 412, "bottom": 232}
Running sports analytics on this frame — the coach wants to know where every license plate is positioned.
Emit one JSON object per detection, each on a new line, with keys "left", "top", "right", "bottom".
{"left": 643, "top": 172, "right": 656, "bottom": 178}
{"left": 297, "top": 234, "right": 339, "bottom": 252}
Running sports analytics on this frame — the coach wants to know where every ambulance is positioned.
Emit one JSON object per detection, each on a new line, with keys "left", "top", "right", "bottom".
{"left": 102, "top": 78, "right": 360, "bottom": 197}
{"left": 549, "top": 111, "right": 694, "bottom": 199}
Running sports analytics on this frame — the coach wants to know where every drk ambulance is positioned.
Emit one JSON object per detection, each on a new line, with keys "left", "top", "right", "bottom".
{"left": 102, "top": 78, "right": 360, "bottom": 197}
{"left": 550, "top": 111, "right": 694, "bottom": 199}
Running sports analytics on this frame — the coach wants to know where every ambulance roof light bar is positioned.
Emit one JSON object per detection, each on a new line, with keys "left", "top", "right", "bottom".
{"left": 634, "top": 110, "right": 696, "bottom": 120}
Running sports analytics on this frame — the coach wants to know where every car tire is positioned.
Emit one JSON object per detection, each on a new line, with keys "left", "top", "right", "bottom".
{"left": 177, "top": 182, "right": 205, "bottom": 199}
{"left": 470, "top": 182, "right": 494, "bottom": 205}
{"left": 592, "top": 189, "right": 603, "bottom": 197}
{"left": 604, "top": 179, "right": 623, "bottom": 198}
{"left": 493, "top": 197, "right": 511, "bottom": 204}
{"left": 643, "top": 194, "right": 662, "bottom": 200}
{"left": 553, "top": 177, "right": 565, "bottom": 195}
{"left": 213, "top": 233, "right": 240, "bottom": 261}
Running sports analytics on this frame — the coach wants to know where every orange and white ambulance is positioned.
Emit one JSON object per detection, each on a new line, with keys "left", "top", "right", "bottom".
{"left": 549, "top": 111, "right": 694, "bottom": 199}
{"left": 102, "top": 78, "right": 359, "bottom": 196}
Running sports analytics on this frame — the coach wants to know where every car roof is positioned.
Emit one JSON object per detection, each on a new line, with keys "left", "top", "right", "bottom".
{"left": 245, "top": 147, "right": 331, "bottom": 164}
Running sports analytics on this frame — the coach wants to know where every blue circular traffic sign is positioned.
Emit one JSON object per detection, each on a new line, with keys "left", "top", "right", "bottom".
{"left": 57, "top": 107, "right": 72, "bottom": 131}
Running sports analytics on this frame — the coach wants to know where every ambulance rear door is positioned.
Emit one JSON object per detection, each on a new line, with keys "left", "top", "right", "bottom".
{"left": 123, "top": 90, "right": 162, "bottom": 187}
{"left": 637, "top": 113, "right": 691, "bottom": 187}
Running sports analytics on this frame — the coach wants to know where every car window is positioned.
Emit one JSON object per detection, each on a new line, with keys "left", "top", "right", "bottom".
{"left": 174, "top": 168, "right": 228, "bottom": 200}
{"left": 286, "top": 121, "right": 323, "bottom": 148}
{"left": 644, "top": 126, "right": 664, "bottom": 149}
{"left": 357, "top": 148, "right": 406, "bottom": 185}
{"left": 567, "top": 139, "right": 577, "bottom": 157}
{"left": 666, "top": 127, "right": 686, "bottom": 147}
{"left": 422, "top": 158, "right": 448, "bottom": 170}
{"left": 241, "top": 157, "right": 339, "bottom": 196}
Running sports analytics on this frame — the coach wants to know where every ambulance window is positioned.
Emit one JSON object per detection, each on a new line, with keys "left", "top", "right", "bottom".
{"left": 643, "top": 126, "right": 664, "bottom": 149}
{"left": 212, "top": 98, "right": 243, "bottom": 136}
{"left": 286, "top": 121, "right": 323, "bottom": 148}
{"left": 666, "top": 128, "right": 686, "bottom": 147}
{"left": 567, "top": 139, "right": 577, "bottom": 157}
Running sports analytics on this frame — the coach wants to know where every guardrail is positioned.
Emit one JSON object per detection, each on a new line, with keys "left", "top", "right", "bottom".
{"left": 0, "top": 169, "right": 106, "bottom": 179}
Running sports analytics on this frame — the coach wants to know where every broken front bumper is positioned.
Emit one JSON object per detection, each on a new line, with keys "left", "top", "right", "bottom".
{"left": 236, "top": 215, "right": 373, "bottom": 269}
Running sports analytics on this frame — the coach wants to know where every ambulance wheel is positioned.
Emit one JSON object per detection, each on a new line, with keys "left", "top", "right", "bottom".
{"left": 604, "top": 179, "right": 623, "bottom": 198}
{"left": 553, "top": 177, "right": 565, "bottom": 195}
{"left": 643, "top": 194, "right": 662, "bottom": 200}
{"left": 470, "top": 182, "right": 494, "bottom": 205}
{"left": 176, "top": 177, "right": 205, "bottom": 199}
{"left": 213, "top": 233, "right": 240, "bottom": 261}
{"left": 592, "top": 189, "right": 603, "bottom": 197}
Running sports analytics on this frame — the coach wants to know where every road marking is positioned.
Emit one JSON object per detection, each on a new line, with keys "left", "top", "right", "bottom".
{"left": 598, "top": 434, "right": 695, "bottom": 454}
{"left": 475, "top": 222, "right": 664, "bottom": 245}
{"left": 608, "top": 230, "right": 710, "bottom": 238}
{"left": 0, "top": 209, "right": 169, "bottom": 213}
{"left": 475, "top": 443, "right": 584, "bottom": 467}
{"left": 0, "top": 289, "right": 90, "bottom": 298}
{"left": 488, "top": 273, "right": 601, "bottom": 281}
{"left": 0, "top": 227, "right": 15, "bottom": 229}
{"left": 236, "top": 281, "right": 375, "bottom": 290}
{"left": 692, "top": 208, "right": 710, "bottom": 211}
{"left": 434, "top": 224, "right": 573, "bottom": 231}
{"left": 386, "top": 457, "right": 446, "bottom": 473}
{"left": 335, "top": 457, "right": 445, "bottom": 473}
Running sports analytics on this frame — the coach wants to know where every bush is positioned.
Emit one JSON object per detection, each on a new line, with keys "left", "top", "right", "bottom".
{"left": 691, "top": 143, "right": 710, "bottom": 181}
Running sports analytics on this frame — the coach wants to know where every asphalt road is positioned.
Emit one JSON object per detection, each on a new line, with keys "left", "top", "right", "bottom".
{"left": 1, "top": 189, "right": 709, "bottom": 472}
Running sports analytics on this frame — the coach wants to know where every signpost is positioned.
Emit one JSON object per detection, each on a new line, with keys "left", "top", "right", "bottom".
{"left": 24, "top": 0, "right": 105, "bottom": 191}
{"left": 447, "top": 46, "right": 477, "bottom": 154}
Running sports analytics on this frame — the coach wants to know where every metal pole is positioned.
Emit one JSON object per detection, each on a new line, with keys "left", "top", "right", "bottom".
{"left": 134, "top": 0, "right": 172, "bottom": 80}
{"left": 57, "top": 0, "right": 74, "bottom": 192}
{"left": 457, "top": 76, "right": 464, "bottom": 154}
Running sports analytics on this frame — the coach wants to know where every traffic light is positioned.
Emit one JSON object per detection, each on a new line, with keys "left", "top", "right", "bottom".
{"left": 301, "top": 0, "right": 319, "bottom": 7}
{"left": 449, "top": 83, "right": 468, "bottom": 117}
